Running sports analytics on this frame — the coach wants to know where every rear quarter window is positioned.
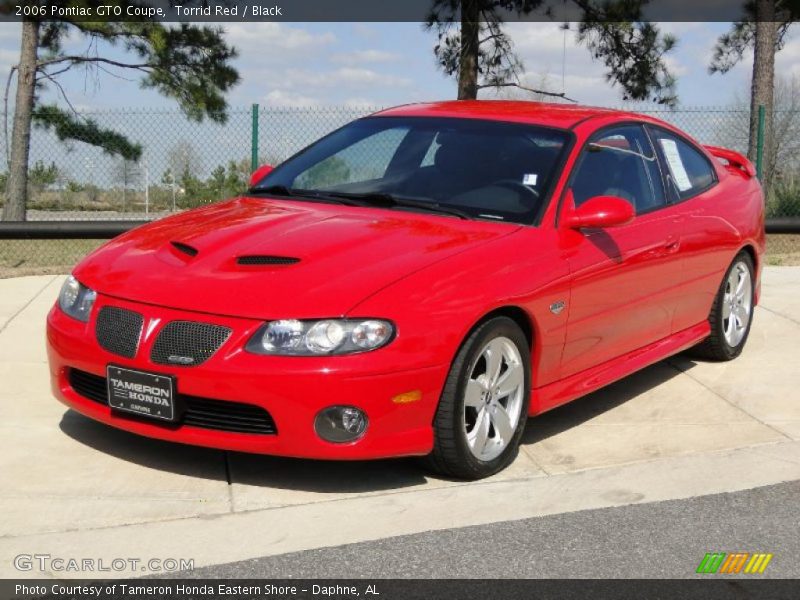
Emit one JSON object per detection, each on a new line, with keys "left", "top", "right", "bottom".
{"left": 647, "top": 126, "right": 717, "bottom": 201}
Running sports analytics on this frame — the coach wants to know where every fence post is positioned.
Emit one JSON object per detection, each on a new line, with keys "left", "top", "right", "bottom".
{"left": 755, "top": 104, "right": 765, "bottom": 181}
{"left": 250, "top": 103, "right": 259, "bottom": 172}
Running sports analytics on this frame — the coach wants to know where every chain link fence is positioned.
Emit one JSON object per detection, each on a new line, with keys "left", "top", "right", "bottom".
{"left": 1, "top": 104, "right": 799, "bottom": 276}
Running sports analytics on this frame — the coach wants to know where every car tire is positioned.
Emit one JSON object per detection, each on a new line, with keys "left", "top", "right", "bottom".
{"left": 690, "top": 251, "right": 755, "bottom": 361}
{"left": 422, "top": 316, "right": 531, "bottom": 480}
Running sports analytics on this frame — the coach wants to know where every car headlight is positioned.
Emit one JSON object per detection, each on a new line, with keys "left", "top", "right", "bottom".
{"left": 57, "top": 275, "right": 96, "bottom": 322}
{"left": 246, "top": 319, "right": 395, "bottom": 356}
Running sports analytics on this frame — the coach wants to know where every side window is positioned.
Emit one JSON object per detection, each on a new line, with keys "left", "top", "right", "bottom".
{"left": 294, "top": 127, "right": 408, "bottom": 190}
{"left": 648, "top": 127, "right": 717, "bottom": 201}
{"left": 570, "top": 125, "right": 666, "bottom": 214}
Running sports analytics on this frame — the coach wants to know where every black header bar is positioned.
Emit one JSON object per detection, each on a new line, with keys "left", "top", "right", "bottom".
{"left": 0, "top": 0, "right": 794, "bottom": 23}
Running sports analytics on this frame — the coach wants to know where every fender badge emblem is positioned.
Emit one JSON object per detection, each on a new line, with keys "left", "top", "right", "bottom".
{"left": 550, "top": 300, "right": 566, "bottom": 315}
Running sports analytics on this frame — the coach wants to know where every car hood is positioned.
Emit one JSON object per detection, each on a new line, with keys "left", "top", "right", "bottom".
{"left": 75, "top": 197, "right": 520, "bottom": 319}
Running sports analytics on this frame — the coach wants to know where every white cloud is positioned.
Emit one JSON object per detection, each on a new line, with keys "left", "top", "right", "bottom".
{"left": 225, "top": 23, "right": 335, "bottom": 53}
{"left": 664, "top": 55, "right": 689, "bottom": 78}
{"left": 351, "top": 24, "right": 379, "bottom": 40}
{"left": 343, "top": 97, "right": 382, "bottom": 108}
{"left": 507, "top": 22, "right": 574, "bottom": 54}
{"left": 281, "top": 67, "right": 412, "bottom": 90}
{"left": 331, "top": 49, "right": 401, "bottom": 65}
{"left": 262, "top": 89, "right": 320, "bottom": 107}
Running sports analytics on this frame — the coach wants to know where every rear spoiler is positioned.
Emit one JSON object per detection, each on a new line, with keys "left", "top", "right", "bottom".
{"left": 703, "top": 145, "right": 757, "bottom": 179}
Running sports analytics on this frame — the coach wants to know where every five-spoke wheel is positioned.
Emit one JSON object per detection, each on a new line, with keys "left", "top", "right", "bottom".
{"left": 691, "top": 251, "right": 755, "bottom": 361}
{"left": 463, "top": 337, "right": 525, "bottom": 462}
{"left": 424, "top": 316, "right": 530, "bottom": 480}
{"left": 722, "top": 260, "right": 753, "bottom": 348}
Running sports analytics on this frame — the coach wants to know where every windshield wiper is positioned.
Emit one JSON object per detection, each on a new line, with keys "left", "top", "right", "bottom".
{"left": 249, "top": 185, "right": 365, "bottom": 207}
{"left": 252, "top": 187, "right": 474, "bottom": 219}
{"left": 323, "top": 191, "right": 474, "bottom": 220}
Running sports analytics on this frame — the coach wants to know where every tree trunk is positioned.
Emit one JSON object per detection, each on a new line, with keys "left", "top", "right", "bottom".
{"left": 748, "top": 0, "right": 776, "bottom": 192}
{"left": 2, "top": 19, "right": 39, "bottom": 222}
{"left": 458, "top": 0, "right": 480, "bottom": 100}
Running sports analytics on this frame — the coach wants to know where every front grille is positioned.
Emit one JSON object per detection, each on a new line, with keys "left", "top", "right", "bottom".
{"left": 68, "top": 369, "right": 277, "bottom": 435}
{"left": 150, "top": 321, "right": 232, "bottom": 367}
{"left": 95, "top": 306, "right": 143, "bottom": 358}
{"left": 182, "top": 397, "right": 278, "bottom": 434}
{"left": 69, "top": 368, "right": 108, "bottom": 404}
{"left": 237, "top": 255, "right": 300, "bottom": 265}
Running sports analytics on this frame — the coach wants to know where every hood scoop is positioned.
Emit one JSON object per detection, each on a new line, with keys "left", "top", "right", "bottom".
{"left": 170, "top": 241, "right": 199, "bottom": 257}
{"left": 236, "top": 255, "right": 301, "bottom": 266}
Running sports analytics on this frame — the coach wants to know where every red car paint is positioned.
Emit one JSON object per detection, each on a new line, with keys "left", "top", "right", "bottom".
{"left": 47, "top": 101, "right": 765, "bottom": 459}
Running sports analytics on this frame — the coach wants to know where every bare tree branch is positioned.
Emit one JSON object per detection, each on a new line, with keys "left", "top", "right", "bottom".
{"left": 479, "top": 32, "right": 505, "bottom": 45}
{"left": 42, "top": 63, "right": 76, "bottom": 79}
{"left": 477, "top": 82, "right": 578, "bottom": 102}
{"left": 36, "top": 55, "right": 153, "bottom": 72}
{"left": 37, "top": 70, "right": 81, "bottom": 117}
{"left": 95, "top": 63, "right": 138, "bottom": 82}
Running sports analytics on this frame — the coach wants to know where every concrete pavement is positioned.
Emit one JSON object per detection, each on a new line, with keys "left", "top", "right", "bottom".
{"left": 0, "top": 268, "right": 798, "bottom": 578}
{"left": 184, "top": 481, "right": 800, "bottom": 578}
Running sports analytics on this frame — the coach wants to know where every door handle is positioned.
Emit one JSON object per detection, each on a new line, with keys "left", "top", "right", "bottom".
{"left": 664, "top": 236, "right": 680, "bottom": 254}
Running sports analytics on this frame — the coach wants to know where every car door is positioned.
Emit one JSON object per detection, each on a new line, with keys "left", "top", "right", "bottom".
{"left": 646, "top": 125, "right": 731, "bottom": 334}
{"left": 557, "top": 124, "right": 683, "bottom": 379}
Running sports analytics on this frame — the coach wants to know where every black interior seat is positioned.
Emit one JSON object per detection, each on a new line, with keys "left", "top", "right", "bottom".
{"left": 572, "top": 150, "right": 623, "bottom": 206}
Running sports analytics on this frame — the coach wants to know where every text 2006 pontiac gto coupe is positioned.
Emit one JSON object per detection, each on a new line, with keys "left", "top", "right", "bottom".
{"left": 47, "top": 101, "right": 764, "bottom": 479}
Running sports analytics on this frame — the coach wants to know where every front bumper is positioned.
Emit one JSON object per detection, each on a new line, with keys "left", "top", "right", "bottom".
{"left": 47, "top": 294, "right": 447, "bottom": 459}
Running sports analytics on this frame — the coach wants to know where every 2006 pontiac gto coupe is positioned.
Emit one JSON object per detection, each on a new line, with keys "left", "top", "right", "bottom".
{"left": 47, "top": 101, "right": 764, "bottom": 479}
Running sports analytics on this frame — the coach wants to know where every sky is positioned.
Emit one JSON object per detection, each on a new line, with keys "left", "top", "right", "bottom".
{"left": 0, "top": 20, "right": 796, "bottom": 188}
{"left": 0, "top": 21, "right": 798, "bottom": 112}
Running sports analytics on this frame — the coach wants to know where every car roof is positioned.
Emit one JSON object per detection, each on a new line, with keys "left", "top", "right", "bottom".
{"left": 372, "top": 100, "right": 654, "bottom": 130}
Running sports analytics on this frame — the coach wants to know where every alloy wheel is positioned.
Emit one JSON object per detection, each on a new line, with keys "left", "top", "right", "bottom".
{"left": 462, "top": 336, "right": 525, "bottom": 461}
{"left": 722, "top": 260, "right": 753, "bottom": 348}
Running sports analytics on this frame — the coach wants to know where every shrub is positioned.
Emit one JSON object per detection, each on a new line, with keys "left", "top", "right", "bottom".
{"left": 767, "top": 178, "right": 800, "bottom": 218}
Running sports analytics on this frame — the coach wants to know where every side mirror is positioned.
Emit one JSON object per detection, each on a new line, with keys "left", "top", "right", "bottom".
{"left": 563, "top": 195, "right": 635, "bottom": 229}
{"left": 249, "top": 164, "right": 274, "bottom": 188}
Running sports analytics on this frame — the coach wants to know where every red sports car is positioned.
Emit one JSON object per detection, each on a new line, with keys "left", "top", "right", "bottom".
{"left": 47, "top": 101, "right": 764, "bottom": 479}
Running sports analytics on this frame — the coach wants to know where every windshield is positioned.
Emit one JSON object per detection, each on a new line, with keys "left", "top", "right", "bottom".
{"left": 253, "top": 116, "right": 570, "bottom": 224}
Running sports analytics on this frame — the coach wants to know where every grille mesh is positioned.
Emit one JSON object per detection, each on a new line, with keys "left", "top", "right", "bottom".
{"left": 69, "top": 368, "right": 108, "bottom": 404}
{"left": 237, "top": 255, "right": 300, "bottom": 265}
{"left": 150, "top": 321, "right": 231, "bottom": 367}
{"left": 68, "top": 369, "right": 277, "bottom": 435}
{"left": 95, "top": 306, "right": 143, "bottom": 358}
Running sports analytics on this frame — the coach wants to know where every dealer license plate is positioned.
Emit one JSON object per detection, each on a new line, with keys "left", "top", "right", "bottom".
{"left": 106, "top": 365, "right": 176, "bottom": 422}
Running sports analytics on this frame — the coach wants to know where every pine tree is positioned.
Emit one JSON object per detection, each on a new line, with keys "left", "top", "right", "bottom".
{"left": 2, "top": 3, "right": 239, "bottom": 221}
{"left": 425, "top": 0, "right": 677, "bottom": 104}
{"left": 710, "top": 0, "right": 796, "bottom": 189}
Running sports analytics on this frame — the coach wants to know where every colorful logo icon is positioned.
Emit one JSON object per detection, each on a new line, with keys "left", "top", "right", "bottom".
{"left": 696, "top": 552, "right": 773, "bottom": 574}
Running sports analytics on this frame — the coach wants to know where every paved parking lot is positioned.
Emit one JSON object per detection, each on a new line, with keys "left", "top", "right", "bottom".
{"left": 0, "top": 268, "right": 798, "bottom": 579}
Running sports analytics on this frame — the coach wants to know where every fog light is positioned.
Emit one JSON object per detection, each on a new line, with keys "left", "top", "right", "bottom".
{"left": 315, "top": 406, "right": 368, "bottom": 443}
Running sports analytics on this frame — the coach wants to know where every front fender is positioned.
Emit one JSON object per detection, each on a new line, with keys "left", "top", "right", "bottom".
{"left": 347, "top": 228, "right": 572, "bottom": 388}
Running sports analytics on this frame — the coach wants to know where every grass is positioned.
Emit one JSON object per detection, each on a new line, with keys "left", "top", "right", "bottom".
{"left": 2, "top": 235, "right": 799, "bottom": 279}
{"left": 0, "top": 239, "right": 105, "bottom": 278}
{"left": 766, "top": 234, "right": 800, "bottom": 266}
